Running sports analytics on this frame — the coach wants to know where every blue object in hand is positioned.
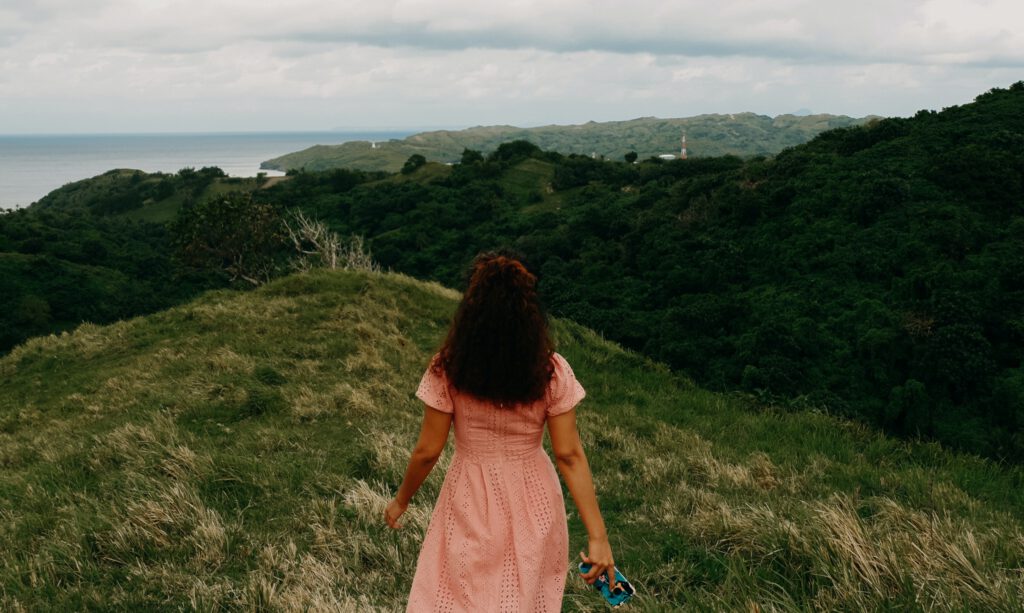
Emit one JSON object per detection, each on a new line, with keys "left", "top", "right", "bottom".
{"left": 579, "top": 562, "right": 636, "bottom": 608}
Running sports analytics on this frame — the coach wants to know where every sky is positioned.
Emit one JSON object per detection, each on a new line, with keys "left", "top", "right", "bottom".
{"left": 0, "top": 0, "right": 1022, "bottom": 133}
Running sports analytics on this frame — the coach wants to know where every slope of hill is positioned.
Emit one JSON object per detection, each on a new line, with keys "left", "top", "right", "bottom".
{"left": 254, "top": 82, "right": 1024, "bottom": 461}
{"left": 0, "top": 251, "right": 136, "bottom": 349}
{"left": 2, "top": 268, "right": 1022, "bottom": 611}
{"left": 5, "top": 83, "right": 1022, "bottom": 469}
{"left": 261, "top": 112, "right": 873, "bottom": 173}
{"left": 30, "top": 166, "right": 259, "bottom": 222}
{"left": 0, "top": 164, "right": 388, "bottom": 355}
{"left": 0, "top": 167, "right": 252, "bottom": 355}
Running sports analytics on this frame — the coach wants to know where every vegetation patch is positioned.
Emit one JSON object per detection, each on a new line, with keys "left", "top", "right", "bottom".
{"left": 1, "top": 268, "right": 1022, "bottom": 610}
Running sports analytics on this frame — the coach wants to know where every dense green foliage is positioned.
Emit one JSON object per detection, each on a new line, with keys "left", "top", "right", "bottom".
{"left": 261, "top": 112, "right": 872, "bottom": 173}
{"left": 4, "top": 83, "right": 1021, "bottom": 463}
{"left": 0, "top": 168, "right": 249, "bottom": 353}
{"left": 32, "top": 166, "right": 229, "bottom": 216}
{"left": 250, "top": 83, "right": 1024, "bottom": 460}
{"left": 0, "top": 164, "right": 396, "bottom": 354}
{"left": 2, "top": 268, "right": 1022, "bottom": 610}
{"left": 169, "top": 191, "right": 290, "bottom": 286}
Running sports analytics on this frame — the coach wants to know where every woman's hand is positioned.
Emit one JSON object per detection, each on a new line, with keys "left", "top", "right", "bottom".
{"left": 580, "top": 536, "right": 617, "bottom": 592}
{"left": 384, "top": 497, "right": 408, "bottom": 529}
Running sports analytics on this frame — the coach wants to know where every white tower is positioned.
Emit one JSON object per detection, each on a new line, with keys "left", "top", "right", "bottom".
{"left": 680, "top": 133, "right": 688, "bottom": 160}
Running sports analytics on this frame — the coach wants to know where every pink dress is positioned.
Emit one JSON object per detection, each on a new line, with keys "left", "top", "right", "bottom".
{"left": 406, "top": 351, "right": 587, "bottom": 613}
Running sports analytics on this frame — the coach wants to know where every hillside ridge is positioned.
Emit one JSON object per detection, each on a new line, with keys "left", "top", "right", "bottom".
{"left": 261, "top": 111, "right": 874, "bottom": 173}
{"left": 2, "top": 267, "right": 1022, "bottom": 611}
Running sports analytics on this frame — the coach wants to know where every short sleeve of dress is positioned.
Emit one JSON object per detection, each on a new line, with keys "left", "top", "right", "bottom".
{"left": 415, "top": 354, "right": 454, "bottom": 414}
{"left": 546, "top": 352, "right": 586, "bottom": 417}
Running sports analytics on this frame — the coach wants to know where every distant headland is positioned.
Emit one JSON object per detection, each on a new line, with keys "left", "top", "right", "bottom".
{"left": 261, "top": 112, "right": 876, "bottom": 173}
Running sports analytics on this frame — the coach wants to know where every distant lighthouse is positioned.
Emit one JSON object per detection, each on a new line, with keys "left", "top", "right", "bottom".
{"left": 680, "top": 133, "right": 688, "bottom": 160}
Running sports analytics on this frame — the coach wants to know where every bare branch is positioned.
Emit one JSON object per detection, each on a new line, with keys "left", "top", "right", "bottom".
{"left": 281, "top": 207, "right": 381, "bottom": 274}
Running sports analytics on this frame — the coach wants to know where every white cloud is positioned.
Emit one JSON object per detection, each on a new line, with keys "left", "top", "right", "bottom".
{"left": 0, "top": 0, "right": 1021, "bottom": 132}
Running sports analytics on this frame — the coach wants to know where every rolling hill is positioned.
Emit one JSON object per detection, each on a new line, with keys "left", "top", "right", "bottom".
{"left": 1, "top": 267, "right": 1022, "bottom": 611}
{"left": 260, "top": 112, "right": 874, "bottom": 173}
{"left": 5, "top": 83, "right": 1022, "bottom": 467}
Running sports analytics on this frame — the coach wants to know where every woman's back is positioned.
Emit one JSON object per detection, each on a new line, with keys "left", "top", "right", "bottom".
{"left": 405, "top": 350, "right": 586, "bottom": 612}
{"left": 417, "top": 351, "right": 587, "bottom": 463}
{"left": 390, "top": 251, "right": 615, "bottom": 612}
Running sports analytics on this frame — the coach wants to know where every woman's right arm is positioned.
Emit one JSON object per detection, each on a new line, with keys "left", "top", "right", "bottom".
{"left": 548, "top": 408, "right": 618, "bottom": 591}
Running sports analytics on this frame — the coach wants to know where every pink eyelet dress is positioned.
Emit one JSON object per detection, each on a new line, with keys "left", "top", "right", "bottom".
{"left": 406, "top": 351, "right": 587, "bottom": 613}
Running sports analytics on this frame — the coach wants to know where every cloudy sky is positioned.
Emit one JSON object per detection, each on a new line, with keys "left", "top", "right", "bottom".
{"left": 1, "top": 0, "right": 1021, "bottom": 133}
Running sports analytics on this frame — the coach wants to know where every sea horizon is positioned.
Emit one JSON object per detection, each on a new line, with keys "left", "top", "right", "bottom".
{"left": 0, "top": 130, "right": 416, "bottom": 211}
{"left": 0, "top": 128, "right": 455, "bottom": 137}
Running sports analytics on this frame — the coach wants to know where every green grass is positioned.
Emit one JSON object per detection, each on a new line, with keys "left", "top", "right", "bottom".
{"left": 502, "top": 158, "right": 554, "bottom": 202}
{"left": 1, "top": 268, "right": 1022, "bottom": 611}
{"left": 117, "top": 178, "right": 259, "bottom": 224}
{"left": 263, "top": 142, "right": 416, "bottom": 173}
{"left": 117, "top": 189, "right": 189, "bottom": 223}
{"left": 368, "top": 161, "right": 454, "bottom": 186}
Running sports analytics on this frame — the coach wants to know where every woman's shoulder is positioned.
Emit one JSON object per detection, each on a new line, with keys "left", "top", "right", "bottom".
{"left": 417, "top": 352, "right": 455, "bottom": 413}
{"left": 550, "top": 351, "right": 572, "bottom": 369}
{"left": 545, "top": 351, "right": 586, "bottom": 415}
{"left": 547, "top": 351, "right": 577, "bottom": 388}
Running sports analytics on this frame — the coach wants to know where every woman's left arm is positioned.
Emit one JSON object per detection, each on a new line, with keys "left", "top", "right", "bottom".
{"left": 385, "top": 404, "right": 453, "bottom": 529}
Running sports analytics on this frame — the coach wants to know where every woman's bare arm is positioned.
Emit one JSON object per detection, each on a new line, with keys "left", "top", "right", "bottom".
{"left": 386, "top": 404, "right": 452, "bottom": 529}
{"left": 547, "top": 408, "right": 617, "bottom": 590}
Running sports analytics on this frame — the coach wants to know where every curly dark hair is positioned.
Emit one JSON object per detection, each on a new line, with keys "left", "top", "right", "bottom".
{"left": 434, "top": 249, "right": 555, "bottom": 408}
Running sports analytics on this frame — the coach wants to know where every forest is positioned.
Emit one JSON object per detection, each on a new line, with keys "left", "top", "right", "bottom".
{"left": 0, "top": 166, "right": 236, "bottom": 350}
{"left": 1, "top": 82, "right": 1021, "bottom": 461}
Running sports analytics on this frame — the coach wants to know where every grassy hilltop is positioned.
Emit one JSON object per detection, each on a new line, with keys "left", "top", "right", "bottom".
{"left": 260, "top": 113, "right": 872, "bottom": 173}
{"left": 2, "top": 268, "right": 1023, "bottom": 611}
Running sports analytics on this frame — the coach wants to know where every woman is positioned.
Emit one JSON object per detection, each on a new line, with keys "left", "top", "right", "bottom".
{"left": 384, "top": 251, "right": 618, "bottom": 612}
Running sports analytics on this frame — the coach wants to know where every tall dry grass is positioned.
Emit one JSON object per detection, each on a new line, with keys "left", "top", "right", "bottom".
{"left": 1, "top": 267, "right": 1021, "bottom": 611}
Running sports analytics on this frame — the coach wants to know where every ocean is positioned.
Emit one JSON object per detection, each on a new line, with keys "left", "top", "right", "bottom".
{"left": 0, "top": 131, "right": 413, "bottom": 210}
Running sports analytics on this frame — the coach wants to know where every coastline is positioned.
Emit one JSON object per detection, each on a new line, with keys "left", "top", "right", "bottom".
{"left": 0, "top": 131, "right": 413, "bottom": 210}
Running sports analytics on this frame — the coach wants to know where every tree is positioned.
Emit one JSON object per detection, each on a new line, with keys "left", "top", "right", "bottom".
{"left": 282, "top": 208, "right": 382, "bottom": 273}
{"left": 488, "top": 140, "right": 540, "bottom": 162}
{"left": 12, "top": 294, "right": 51, "bottom": 328}
{"left": 170, "top": 191, "right": 287, "bottom": 285}
{"left": 460, "top": 148, "right": 484, "bottom": 165}
{"left": 886, "top": 379, "right": 931, "bottom": 435}
{"left": 625, "top": 151, "right": 638, "bottom": 164}
{"left": 401, "top": 154, "right": 427, "bottom": 175}
{"left": 283, "top": 208, "right": 341, "bottom": 271}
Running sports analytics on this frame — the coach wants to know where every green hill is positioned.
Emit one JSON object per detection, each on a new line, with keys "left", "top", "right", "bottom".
{"left": 0, "top": 251, "right": 136, "bottom": 348}
{"left": 0, "top": 166, "right": 258, "bottom": 354}
{"left": 255, "top": 82, "right": 1024, "bottom": 462}
{"left": 261, "top": 112, "right": 874, "bottom": 173}
{"left": 2, "top": 268, "right": 1022, "bottom": 611}
{"left": 30, "top": 166, "right": 262, "bottom": 223}
{"left": 4, "top": 83, "right": 1022, "bottom": 467}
